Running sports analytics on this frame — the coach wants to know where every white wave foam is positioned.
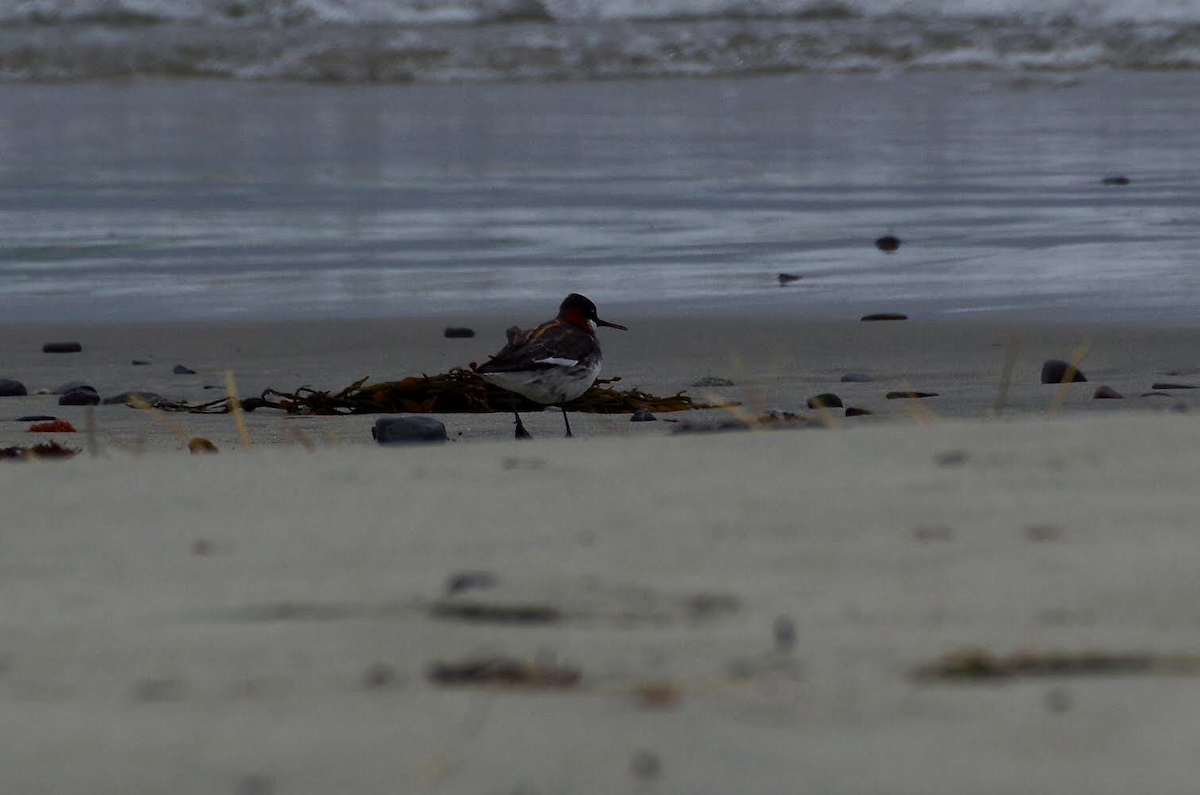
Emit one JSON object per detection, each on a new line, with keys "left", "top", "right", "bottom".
{"left": 2, "top": 1, "right": 1200, "bottom": 82}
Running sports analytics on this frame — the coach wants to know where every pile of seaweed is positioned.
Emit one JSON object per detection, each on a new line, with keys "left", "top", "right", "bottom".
{"left": 157, "top": 369, "right": 729, "bottom": 416}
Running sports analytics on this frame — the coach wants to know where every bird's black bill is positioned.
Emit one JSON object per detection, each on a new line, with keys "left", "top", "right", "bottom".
{"left": 595, "top": 318, "right": 628, "bottom": 330}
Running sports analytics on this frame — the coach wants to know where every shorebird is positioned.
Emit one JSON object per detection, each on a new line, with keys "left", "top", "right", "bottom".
{"left": 475, "top": 294, "right": 627, "bottom": 439}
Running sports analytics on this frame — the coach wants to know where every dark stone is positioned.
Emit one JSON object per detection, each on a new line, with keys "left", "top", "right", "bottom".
{"left": 1142, "top": 392, "right": 1172, "bottom": 397}
{"left": 58, "top": 386, "right": 100, "bottom": 406}
{"left": 372, "top": 416, "right": 448, "bottom": 445}
{"left": 1040, "top": 359, "right": 1087, "bottom": 384}
{"left": 17, "top": 415, "right": 57, "bottom": 422}
{"left": 690, "top": 376, "right": 736, "bottom": 387}
{"left": 845, "top": 407, "right": 873, "bottom": 417}
{"left": 840, "top": 373, "right": 872, "bottom": 383}
{"left": 131, "top": 359, "right": 151, "bottom": 366}
{"left": 103, "top": 391, "right": 161, "bottom": 405}
{"left": 1093, "top": 385, "right": 1123, "bottom": 399}
{"left": 0, "top": 378, "right": 27, "bottom": 397}
{"left": 1101, "top": 176, "right": 1130, "bottom": 186}
{"left": 875, "top": 235, "right": 902, "bottom": 253}
{"left": 172, "top": 364, "right": 196, "bottom": 375}
{"left": 1151, "top": 382, "right": 1198, "bottom": 390}
{"left": 861, "top": 313, "right": 908, "bottom": 321}
{"left": 53, "top": 380, "right": 93, "bottom": 394}
{"left": 886, "top": 391, "right": 939, "bottom": 399}
{"left": 807, "top": 393, "right": 843, "bottom": 409}
{"left": 443, "top": 327, "right": 476, "bottom": 338}
{"left": 777, "top": 272, "right": 802, "bottom": 285}
{"left": 42, "top": 342, "right": 82, "bottom": 353}
{"left": 630, "top": 409, "right": 657, "bottom": 422}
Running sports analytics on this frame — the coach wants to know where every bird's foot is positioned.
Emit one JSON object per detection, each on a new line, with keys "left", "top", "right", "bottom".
{"left": 515, "top": 419, "right": 532, "bottom": 440}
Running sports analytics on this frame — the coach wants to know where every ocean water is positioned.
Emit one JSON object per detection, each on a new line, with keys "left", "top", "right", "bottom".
{"left": 2, "top": 4, "right": 1200, "bottom": 324}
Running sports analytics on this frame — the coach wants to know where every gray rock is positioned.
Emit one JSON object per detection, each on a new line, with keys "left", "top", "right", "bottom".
{"left": 372, "top": 416, "right": 448, "bottom": 445}
{"left": 172, "top": 364, "right": 196, "bottom": 375}
{"left": 1151, "top": 382, "right": 1198, "bottom": 390}
{"left": 0, "top": 378, "right": 27, "bottom": 397}
{"left": 443, "top": 327, "right": 476, "bottom": 338}
{"left": 840, "top": 373, "right": 872, "bottom": 383}
{"left": 1093, "top": 385, "right": 1124, "bottom": 399}
{"left": 58, "top": 386, "right": 100, "bottom": 406}
{"left": 1041, "top": 359, "right": 1087, "bottom": 384}
{"left": 17, "top": 415, "right": 57, "bottom": 422}
{"left": 861, "top": 313, "right": 907, "bottom": 321}
{"left": 845, "top": 407, "right": 873, "bottom": 417}
{"left": 630, "top": 409, "right": 657, "bottom": 422}
{"left": 131, "top": 359, "right": 151, "bottom": 366}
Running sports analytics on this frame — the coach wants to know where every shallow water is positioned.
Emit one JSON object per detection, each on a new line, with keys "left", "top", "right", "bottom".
{"left": 2, "top": 72, "right": 1199, "bottom": 323}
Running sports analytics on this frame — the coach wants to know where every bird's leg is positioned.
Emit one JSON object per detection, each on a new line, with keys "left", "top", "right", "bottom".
{"left": 511, "top": 398, "right": 532, "bottom": 440}
{"left": 560, "top": 404, "right": 573, "bottom": 438}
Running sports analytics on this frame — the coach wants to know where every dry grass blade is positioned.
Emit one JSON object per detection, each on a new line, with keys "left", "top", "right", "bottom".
{"left": 897, "top": 382, "right": 939, "bottom": 423}
{"left": 992, "top": 332, "right": 1022, "bottom": 417}
{"left": 225, "top": 371, "right": 253, "bottom": 449}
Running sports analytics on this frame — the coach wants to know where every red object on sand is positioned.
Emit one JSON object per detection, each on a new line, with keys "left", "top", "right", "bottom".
{"left": 29, "top": 420, "right": 77, "bottom": 433}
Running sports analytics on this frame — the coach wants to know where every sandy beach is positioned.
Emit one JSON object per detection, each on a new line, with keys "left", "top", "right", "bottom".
{"left": 4, "top": 315, "right": 1200, "bottom": 793}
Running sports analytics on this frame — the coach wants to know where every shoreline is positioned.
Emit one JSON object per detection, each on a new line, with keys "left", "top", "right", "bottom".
{"left": 3, "top": 313, "right": 1198, "bottom": 452}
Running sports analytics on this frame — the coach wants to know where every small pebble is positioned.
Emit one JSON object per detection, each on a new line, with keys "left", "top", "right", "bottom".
{"left": 443, "top": 327, "right": 475, "bottom": 338}
{"left": 1093, "top": 385, "right": 1123, "bottom": 399}
{"left": 362, "top": 662, "right": 399, "bottom": 689}
{"left": 172, "top": 364, "right": 197, "bottom": 375}
{"left": 131, "top": 359, "right": 151, "bottom": 366}
{"left": 630, "top": 750, "right": 662, "bottom": 781}
{"left": 806, "top": 393, "right": 842, "bottom": 409}
{"left": 445, "top": 571, "right": 498, "bottom": 594}
{"left": 840, "top": 373, "right": 872, "bottom": 383}
{"left": 17, "top": 415, "right": 57, "bottom": 422}
{"left": 875, "top": 235, "right": 902, "bottom": 252}
{"left": 861, "top": 313, "right": 907, "bottom": 321}
{"left": 773, "top": 616, "right": 796, "bottom": 653}
{"left": 1045, "top": 686, "right": 1072, "bottom": 712}
{"left": 1101, "top": 176, "right": 1130, "bottom": 186}
{"left": 886, "top": 390, "right": 938, "bottom": 399}
{"left": 934, "top": 450, "right": 969, "bottom": 466}
{"left": 0, "top": 378, "right": 27, "bottom": 397}
{"left": 777, "top": 272, "right": 802, "bottom": 285}
{"left": 1041, "top": 359, "right": 1087, "bottom": 384}
{"left": 1141, "top": 391, "right": 1171, "bottom": 398}
{"left": 42, "top": 342, "right": 82, "bottom": 353}
{"left": 372, "top": 417, "right": 448, "bottom": 445}
{"left": 1151, "top": 382, "right": 1198, "bottom": 390}
{"left": 188, "top": 437, "right": 219, "bottom": 455}
{"left": 845, "top": 407, "right": 872, "bottom": 417}
{"left": 630, "top": 409, "right": 657, "bottom": 422}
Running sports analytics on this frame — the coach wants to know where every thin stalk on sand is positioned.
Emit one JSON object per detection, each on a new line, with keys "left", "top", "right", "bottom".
{"left": 992, "top": 333, "right": 1022, "bottom": 417}
{"left": 224, "top": 371, "right": 253, "bottom": 449}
